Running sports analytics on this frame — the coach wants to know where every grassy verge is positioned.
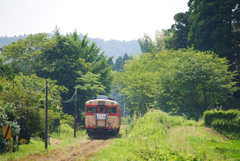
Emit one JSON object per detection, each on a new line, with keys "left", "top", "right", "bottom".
{"left": 0, "top": 124, "right": 87, "bottom": 161}
{"left": 91, "top": 109, "right": 240, "bottom": 161}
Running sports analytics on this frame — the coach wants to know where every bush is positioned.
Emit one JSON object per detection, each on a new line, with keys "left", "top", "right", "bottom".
{"left": 125, "top": 109, "right": 184, "bottom": 137}
{"left": 60, "top": 112, "right": 74, "bottom": 128}
{"left": 0, "top": 103, "right": 20, "bottom": 153}
{"left": 203, "top": 109, "right": 240, "bottom": 138}
{"left": 17, "top": 107, "right": 44, "bottom": 141}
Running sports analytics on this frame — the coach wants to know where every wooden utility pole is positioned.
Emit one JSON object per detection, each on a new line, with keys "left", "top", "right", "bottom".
{"left": 74, "top": 89, "right": 77, "bottom": 138}
{"left": 45, "top": 81, "right": 48, "bottom": 149}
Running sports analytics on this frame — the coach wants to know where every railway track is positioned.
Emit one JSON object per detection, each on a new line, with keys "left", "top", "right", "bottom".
{"left": 14, "top": 126, "right": 127, "bottom": 161}
{"left": 15, "top": 139, "right": 112, "bottom": 161}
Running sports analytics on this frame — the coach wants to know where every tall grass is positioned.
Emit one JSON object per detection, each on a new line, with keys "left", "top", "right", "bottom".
{"left": 92, "top": 109, "right": 240, "bottom": 161}
{"left": 92, "top": 109, "right": 206, "bottom": 161}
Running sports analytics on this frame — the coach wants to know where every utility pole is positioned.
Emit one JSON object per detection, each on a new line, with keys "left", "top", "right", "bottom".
{"left": 74, "top": 89, "right": 77, "bottom": 138}
{"left": 124, "top": 101, "right": 126, "bottom": 117}
{"left": 45, "top": 81, "right": 48, "bottom": 149}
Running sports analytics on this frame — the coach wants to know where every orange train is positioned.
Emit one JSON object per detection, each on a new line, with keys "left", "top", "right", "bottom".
{"left": 85, "top": 95, "right": 121, "bottom": 138}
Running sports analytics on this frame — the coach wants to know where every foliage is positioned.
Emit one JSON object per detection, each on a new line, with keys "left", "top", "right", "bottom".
{"left": 0, "top": 31, "right": 113, "bottom": 127}
{"left": 125, "top": 109, "right": 184, "bottom": 136}
{"left": 0, "top": 73, "right": 66, "bottom": 111}
{"left": 0, "top": 34, "right": 141, "bottom": 61}
{"left": 0, "top": 73, "right": 66, "bottom": 153}
{"left": 138, "top": 33, "right": 154, "bottom": 53}
{"left": 75, "top": 72, "right": 106, "bottom": 98}
{"left": 0, "top": 55, "right": 14, "bottom": 92}
{"left": 0, "top": 30, "right": 112, "bottom": 154}
{"left": 93, "top": 109, "right": 207, "bottom": 161}
{"left": 17, "top": 107, "right": 44, "bottom": 141}
{"left": 121, "top": 115, "right": 133, "bottom": 125}
{"left": 60, "top": 112, "right": 75, "bottom": 128}
{"left": 0, "top": 33, "right": 48, "bottom": 75}
{"left": 114, "top": 49, "right": 239, "bottom": 117}
{"left": 0, "top": 103, "right": 20, "bottom": 153}
{"left": 164, "top": 12, "right": 190, "bottom": 50}
{"left": 203, "top": 109, "right": 240, "bottom": 139}
{"left": 112, "top": 53, "right": 132, "bottom": 72}
{"left": 164, "top": 0, "right": 240, "bottom": 76}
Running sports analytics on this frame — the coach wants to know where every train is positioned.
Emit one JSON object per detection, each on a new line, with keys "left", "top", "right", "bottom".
{"left": 85, "top": 95, "right": 121, "bottom": 138}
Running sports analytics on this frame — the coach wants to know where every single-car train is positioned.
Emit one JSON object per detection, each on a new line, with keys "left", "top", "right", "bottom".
{"left": 85, "top": 95, "right": 121, "bottom": 138}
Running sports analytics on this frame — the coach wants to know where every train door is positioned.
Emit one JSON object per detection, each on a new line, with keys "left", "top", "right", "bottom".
{"left": 98, "top": 105, "right": 105, "bottom": 113}
{"left": 96, "top": 105, "right": 107, "bottom": 127}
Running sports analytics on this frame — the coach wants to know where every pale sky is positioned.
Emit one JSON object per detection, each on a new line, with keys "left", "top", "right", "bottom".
{"left": 0, "top": 0, "right": 189, "bottom": 41}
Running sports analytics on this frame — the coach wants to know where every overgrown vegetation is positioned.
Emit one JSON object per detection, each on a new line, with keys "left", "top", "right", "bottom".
{"left": 92, "top": 109, "right": 240, "bottom": 161}
{"left": 204, "top": 109, "right": 240, "bottom": 139}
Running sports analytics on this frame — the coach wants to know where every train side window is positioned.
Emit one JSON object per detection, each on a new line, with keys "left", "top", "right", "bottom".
{"left": 87, "top": 107, "right": 97, "bottom": 113}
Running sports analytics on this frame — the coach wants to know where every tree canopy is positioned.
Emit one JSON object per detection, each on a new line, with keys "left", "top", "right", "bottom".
{"left": 164, "top": 0, "right": 240, "bottom": 72}
{"left": 0, "top": 31, "right": 113, "bottom": 116}
{"left": 114, "top": 49, "right": 238, "bottom": 118}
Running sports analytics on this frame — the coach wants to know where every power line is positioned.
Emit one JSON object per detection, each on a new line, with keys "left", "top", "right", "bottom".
{"left": 0, "top": 68, "right": 48, "bottom": 93}
{"left": 60, "top": 90, "right": 77, "bottom": 103}
{"left": 0, "top": 68, "right": 76, "bottom": 103}
{"left": 48, "top": 86, "right": 77, "bottom": 103}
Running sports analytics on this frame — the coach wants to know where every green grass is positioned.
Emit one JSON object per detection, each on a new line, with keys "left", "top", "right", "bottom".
{"left": 91, "top": 109, "right": 240, "bottom": 161}
{"left": 0, "top": 124, "right": 87, "bottom": 161}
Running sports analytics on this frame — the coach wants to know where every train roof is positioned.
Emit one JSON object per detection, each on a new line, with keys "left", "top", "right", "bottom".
{"left": 86, "top": 95, "right": 119, "bottom": 106}
{"left": 92, "top": 95, "right": 114, "bottom": 101}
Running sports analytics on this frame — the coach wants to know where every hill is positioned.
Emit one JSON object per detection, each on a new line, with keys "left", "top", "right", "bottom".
{"left": 0, "top": 34, "right": 141, "bottom": 61}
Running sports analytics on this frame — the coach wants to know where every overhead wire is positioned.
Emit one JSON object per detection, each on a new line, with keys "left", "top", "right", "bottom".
{"left": 59, "top": 89, "right": 77, "bottom": 103}
{"left": 0, "top": 68, "right": 76, "bottom": 103}
{"left": 0, "top": 68, "right": 48, "bottom": 93}
{"left": 48, "top": 84, "right": 77, "bottom": 103}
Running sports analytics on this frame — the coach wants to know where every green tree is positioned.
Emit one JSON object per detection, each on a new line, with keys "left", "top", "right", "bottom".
{"left": 113, "top": 53, "right": 158, "bottom": 114}
{"left": 112, "top": 53, "right": 132, "bottom": 72}
{"left": 113, "top": 56, "right": 123, "bottom": 71}
{"left": 0, "top": 73, "right": 65, "bottom": 142}
{"left": 0, "top": 33, "right": 48, "bottom": 75}
{"left": 189, "top": 0, "right": 240, "bottom": 70}
{"left": 138, "top": 34, "right": 154, "bottom": 53}
{"left": 1, "top": 31, "right": 113, "bottom": 116}
{"left": 164, "top": 0, "right": 240, "bottom": 73}
{"left": 164, "top": 12, "right": 190, "bottom": 50}
{"left": 114, "top": 49, "right": 238, "bottom": 117}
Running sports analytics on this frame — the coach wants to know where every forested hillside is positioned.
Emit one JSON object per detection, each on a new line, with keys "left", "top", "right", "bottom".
{"left": 0, "top": 34, "right": 141, "bottom": 61}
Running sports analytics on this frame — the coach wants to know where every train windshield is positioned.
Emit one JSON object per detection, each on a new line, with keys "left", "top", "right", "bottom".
{"left": 87, "top": 106, "right": 97, "bottom": 113}
{"left": 106, "top": 107, "right": 117, "bottom": 114}
{"left": 99, "top": 106, "right": 105, "bottom": 113}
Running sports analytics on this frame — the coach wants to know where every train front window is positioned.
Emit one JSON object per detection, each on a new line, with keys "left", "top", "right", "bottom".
{"left": 87, "top": 107, "right": 97, "bottom": 113}
{"left": 99, "top": 106, "right": 105, "bottom": 113}
{"left": 106, "top": 107, "right": 117, "bottom": 114}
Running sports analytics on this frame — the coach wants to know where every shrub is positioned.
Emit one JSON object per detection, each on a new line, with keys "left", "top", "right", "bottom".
{"left": 125, "top": 109, "right": 184, "bottom": 137}
{"left": 17, "top": 107, "right": 44, "bottom": 141}
{"left": 203, "top": 109, "right": 240, "bottom": 138}
{"left": 0, "top": 103, "right": 20, "bottom": 153}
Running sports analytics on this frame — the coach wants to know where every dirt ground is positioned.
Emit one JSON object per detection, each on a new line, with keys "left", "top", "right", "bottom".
{"left": 15, "top": 139, "right": 111, "bottom": 161}
{"left": 15, "top": 125, "right": 127, "bottom": 161}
